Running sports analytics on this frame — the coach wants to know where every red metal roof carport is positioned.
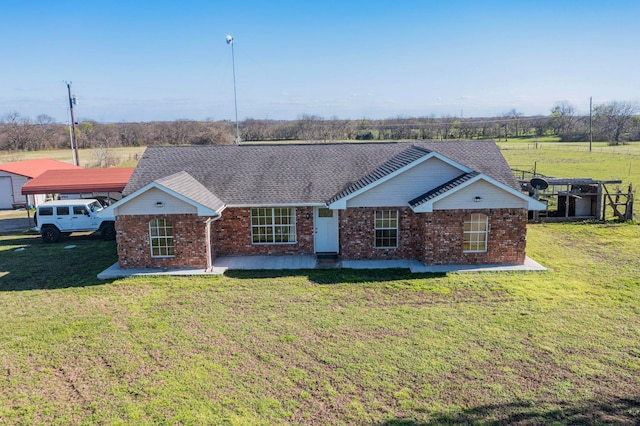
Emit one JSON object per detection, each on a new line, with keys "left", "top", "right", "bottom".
{"left": 21, "top": 168, "right": 135, "bottom": 195}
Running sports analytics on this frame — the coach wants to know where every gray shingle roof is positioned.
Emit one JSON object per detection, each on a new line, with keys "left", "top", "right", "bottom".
{"left": 124, "top": 140, "right": 518, "bottom": 205}
{"left": 155, "top": 171, "right": 225, "bottom": 212}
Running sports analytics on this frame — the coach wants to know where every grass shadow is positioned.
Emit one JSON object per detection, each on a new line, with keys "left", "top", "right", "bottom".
{"left": 380, "top": 396, "right": 640, "bottom": 425}
{"left": 0, "top": 233, "right": 118, "bottom": 291}
{"left": 223, "top": 268, "right": 447, "bottom": 284}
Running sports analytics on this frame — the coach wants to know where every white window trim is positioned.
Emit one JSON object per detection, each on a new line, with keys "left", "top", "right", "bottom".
{"left": 250, "top": 207, "right": 297, "bottom": 245}
{"left": 374, "top": 209, "right": 399, "bottom": 249}
{"left": 149, "top": 218, "right": 175, "bottom": 258}
{"left": 463, "top": 213, "right": 488, "bottom": 253}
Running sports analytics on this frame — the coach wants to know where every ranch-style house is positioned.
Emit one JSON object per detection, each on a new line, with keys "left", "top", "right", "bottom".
{"left": 102, "top": 140, "right": 545, "bottom": 270}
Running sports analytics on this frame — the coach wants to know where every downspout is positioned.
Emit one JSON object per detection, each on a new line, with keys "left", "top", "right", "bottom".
{"left": 205, "top": 214, "right": 222, "bottom": 272}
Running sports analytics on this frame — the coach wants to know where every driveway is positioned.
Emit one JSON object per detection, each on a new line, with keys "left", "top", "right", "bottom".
{"left": 0, "top": 210, "right": 35, "bottom": 233}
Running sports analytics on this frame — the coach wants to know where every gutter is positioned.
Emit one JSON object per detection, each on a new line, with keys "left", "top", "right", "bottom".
{"left": 205, "top": 215, "right": 222, "bottom": 271}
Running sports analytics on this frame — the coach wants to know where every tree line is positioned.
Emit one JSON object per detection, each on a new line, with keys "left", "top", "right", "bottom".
{"left": 1, "top": 100, "right": 638, "bottom": 156}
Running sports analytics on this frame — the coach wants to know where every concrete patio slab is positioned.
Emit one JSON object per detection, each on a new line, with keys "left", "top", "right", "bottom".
{"left": 97, "top": 256, "right": 545, "bottom": 279}
{"left": 408, "top": 256, "right": 547, "bottom": 273}
{"left": 212, "top": 255, "right": 317, "bottom": 270}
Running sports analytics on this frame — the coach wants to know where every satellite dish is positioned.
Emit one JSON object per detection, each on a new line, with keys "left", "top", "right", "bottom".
{"left": 530, "top": 177, "right": 549, "bottom": 190}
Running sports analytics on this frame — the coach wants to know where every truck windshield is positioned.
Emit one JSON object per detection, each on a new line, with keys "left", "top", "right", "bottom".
{"left": 88, "top": 201, "right": 103, "bottom": 212}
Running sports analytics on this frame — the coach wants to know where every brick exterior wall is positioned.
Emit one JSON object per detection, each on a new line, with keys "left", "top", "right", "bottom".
{"left": 340, "top": 207, "right": 527, "bottom": 265}
{"left": 212, "top": 207, "right": 314, "bottom": 256}
{"left": 116, "top": 214, "right": 211, "bottom": 269}
{"left": 340, "top": 207, "right": 424, "bottom": 260}
{"left": 115, "top": 207, "right": 527, "bottom": 269}
{"left": 422, "top": 208, "right": 527, "bottom": 265}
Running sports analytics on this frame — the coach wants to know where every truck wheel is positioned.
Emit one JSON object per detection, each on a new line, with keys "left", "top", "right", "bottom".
{"left": 101, "top": 223, "right": 116, "bottom": 241}
{"left": 41, "top": 226, "right": 60, "bottom": 243}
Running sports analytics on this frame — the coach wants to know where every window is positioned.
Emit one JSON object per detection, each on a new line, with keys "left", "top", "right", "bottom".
{"left": 39, "top": 207, "right": 53, "bottom": 216}
{"left": 463, "top": 213, "right": 488, "bottom": 252}
{"left": 56, "top": 206, "right": 69, "bottom": 215}
{"left": 318, "top": 208, "right": 333, "bottom": 218}
{"left": 375, "top": 210, "right": 398, "bottom": 248}
{"left": 73, "top": 206, "right": 87, "bottom": 215}
{"left": 251, "top": 208, "right": 296, "bottom": 244}
{"left": 149, "top": 218, "right": 174, "bottom": 257}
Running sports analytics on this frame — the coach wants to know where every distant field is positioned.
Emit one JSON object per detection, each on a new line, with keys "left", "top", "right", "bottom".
{"left": 0, "top": 146, "right": 146, "bottom": 168}
{"left": 499, "top": 140, "right": 640, "bottom": 195}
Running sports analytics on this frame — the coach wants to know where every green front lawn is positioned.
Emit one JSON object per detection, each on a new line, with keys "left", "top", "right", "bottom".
{"left": 0, "top": 223, "right": 638, "bottom": 424}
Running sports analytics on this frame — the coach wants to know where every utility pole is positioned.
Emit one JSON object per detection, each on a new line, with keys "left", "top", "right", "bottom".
{"left": 65, "top": 81, "right": 80, "bottom": 166}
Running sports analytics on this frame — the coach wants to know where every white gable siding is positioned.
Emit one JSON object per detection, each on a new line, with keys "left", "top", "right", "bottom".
{"left": 432, "top": 180, "right": 528, "bottom": 210}
{"left": 347, "top": 157, "right": 462, "bottom": 208}
{"left": 117, "top": 187, "right": 197, "bottom": 216}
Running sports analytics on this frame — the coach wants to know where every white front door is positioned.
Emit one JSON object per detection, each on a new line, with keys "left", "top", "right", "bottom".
{"left": 314, "top": 207, "right": 339, "bottom": 253}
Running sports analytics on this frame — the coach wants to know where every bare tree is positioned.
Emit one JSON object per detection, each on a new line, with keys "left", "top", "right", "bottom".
{"left": 548, "top": 101, "right": 577, "bottom": 140}
{"left": 90, "top": 123, "right": 119, "bottom": 167}
{"left": 594, "top": 101, "right": 639, "bottom": 144}
{"left": 30, "top": 114, "right": 57, "bottom": 150}
{"left": 504, "top": 109, "right": 523, "bottom": 137}
{"left": 1, "top": 112, "right": 32, "bottom": 151}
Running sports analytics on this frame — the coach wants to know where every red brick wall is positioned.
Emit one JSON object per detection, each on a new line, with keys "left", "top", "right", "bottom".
{"left": 115, "top": 207, "right": 527, "bottom": 268}
{"left": 212, "top": 207, "right": 314, "bottom": 256}
{"left": 339, "top": 207, "right": 527, "bottom": 265}
{"left": 422, "top": 208, "right": 527, "bottom": 265}
{"left": 116, "top": 214, "right": 210, "bottom": 269}
{"left": 340, "top": 207, "right": 424, "bottom": 260}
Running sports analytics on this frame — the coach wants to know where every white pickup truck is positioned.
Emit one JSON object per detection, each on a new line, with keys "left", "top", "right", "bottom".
{"left": 35, "top": 199, "right": 116, "bottom": 243}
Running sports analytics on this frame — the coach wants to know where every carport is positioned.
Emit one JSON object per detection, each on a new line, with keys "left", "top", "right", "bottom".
{"left": 20, "top": 168, "right": 134, "bottom": 226}
{"left": 21, "top": 167, "right": 135, "bottom": 202}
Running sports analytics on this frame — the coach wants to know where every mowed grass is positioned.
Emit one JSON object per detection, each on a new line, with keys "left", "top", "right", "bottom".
{"left": 499, "top": 140, "right": 640, "bottom": 186}
{"left": 0, "top": 223, "right": 639, "bottom": 425}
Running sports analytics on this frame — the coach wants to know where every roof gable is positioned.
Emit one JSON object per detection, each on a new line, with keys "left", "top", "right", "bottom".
{"left": 409, "top": 172, "right": 480, "bottom": 209}
{"left": 155, "top": 171, "right": 225, "bottom": 212}
{"left": 102, "top": 171, "right": 224, "bottom": 217}
{"left": 328, "top": 146, "right": 472, "bottom": 208}
{"left": 410, "top": 173, "right": 547, "bottom": 212}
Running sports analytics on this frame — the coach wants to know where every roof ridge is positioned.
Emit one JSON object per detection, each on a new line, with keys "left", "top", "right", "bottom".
{"left": 409, "top": 171, "right": 480, "bottom": 208}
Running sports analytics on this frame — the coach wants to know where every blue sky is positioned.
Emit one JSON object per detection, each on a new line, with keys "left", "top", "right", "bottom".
{"left": 1, "top": 1, "right": 638, "bottom": 123}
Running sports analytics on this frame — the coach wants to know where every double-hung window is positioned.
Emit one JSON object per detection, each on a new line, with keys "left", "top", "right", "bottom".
{"left": 375, "top": 210, "right": 398, "bottom": 248}
{"left": 251, "top": 208, "right": 296, "bottom": 244}
{"left": 149, "top": 218, "right": 175, "bottom": 257}
{"left": 463, "top": 213, "right": 488, "bottom": 252}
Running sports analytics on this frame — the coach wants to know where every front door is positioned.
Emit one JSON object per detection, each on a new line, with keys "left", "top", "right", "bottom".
{"left": 314, "top": 207, "right": 339, "bottom": 253}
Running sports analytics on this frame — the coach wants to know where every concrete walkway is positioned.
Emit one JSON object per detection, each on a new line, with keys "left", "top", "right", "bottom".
{"left": 97, "top": 255, "right": 545, "bottom": 279}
